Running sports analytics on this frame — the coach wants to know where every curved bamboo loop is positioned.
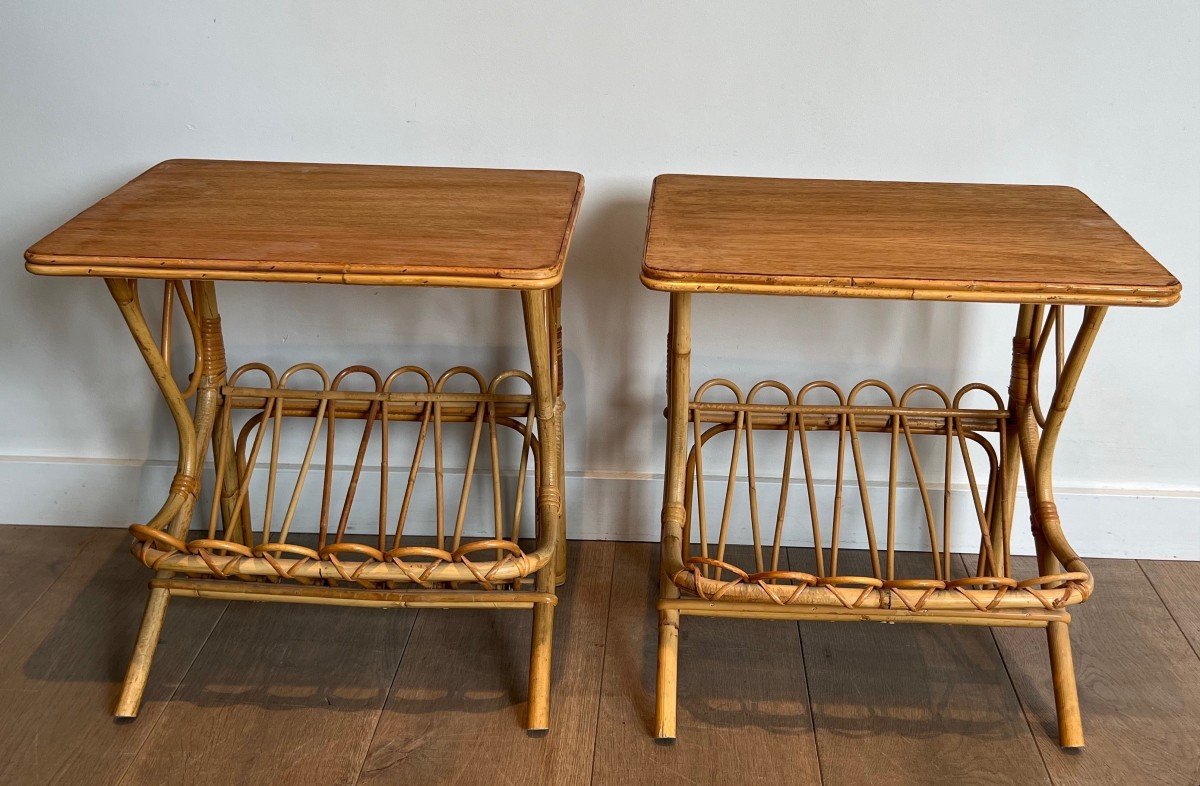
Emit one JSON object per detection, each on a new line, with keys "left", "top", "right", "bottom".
{"left": 107, "top": 278, "right": 206, "bottom": 536}
{"left": 660, "top": 305, "right": 1107, "bottom": 616}
{"left": 124, "top": 350, "right": 552, "bottom": 589}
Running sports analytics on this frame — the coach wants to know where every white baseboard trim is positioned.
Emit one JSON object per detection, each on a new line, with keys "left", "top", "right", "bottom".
{"left": 1, "top": 455, "right": 1197, "bottom": 560}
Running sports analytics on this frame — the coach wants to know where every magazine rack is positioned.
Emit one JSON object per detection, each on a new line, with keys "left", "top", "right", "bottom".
{"left": 641, "top": 175, "right": 1180, "bottom": 747}
{"left": 26, "top": 159, "right": 583, "bottom": 732}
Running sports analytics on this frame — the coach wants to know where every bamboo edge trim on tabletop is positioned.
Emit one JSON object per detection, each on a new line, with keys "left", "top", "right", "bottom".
{"left": 25, "top": 159, "right": 587, "bottom": 292}
{"left": 638, "top": 270, "right": 1180, "bottom": 306}
{"left": 24, "top": 161, "right": 584, "bottom": 734}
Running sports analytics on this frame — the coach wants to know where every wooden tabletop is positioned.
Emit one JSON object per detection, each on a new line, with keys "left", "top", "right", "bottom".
{"left": 26, "top": 159, "right": 584, "bottom": 289}
{"left": 641, "top": 175, "right": 1179, "bottom": 306}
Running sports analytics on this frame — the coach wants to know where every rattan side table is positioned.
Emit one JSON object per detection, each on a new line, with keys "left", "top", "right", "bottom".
{"left": 641, "top": 175, "right": 1180, "bottom": 747}
{"left": 26, "top": 159, "right": 583, "bottom": 732}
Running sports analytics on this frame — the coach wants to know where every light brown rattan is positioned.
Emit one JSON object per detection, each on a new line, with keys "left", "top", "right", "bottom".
{"left": 97, "top": 276, "right": 567, "bottom": 731}
{"left": 652, "top": 291, "right": 1115, "bottom": 748}
{"left": 26, "top": 161, "right": 580, "bottom": 732}
{"left": 643, "top": 176, "right": 1185, "bottom": 750}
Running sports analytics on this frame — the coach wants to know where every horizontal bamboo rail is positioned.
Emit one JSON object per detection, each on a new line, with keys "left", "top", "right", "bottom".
{"left": 660, "top": 598, "right": 1067, "bottom": 627}
{"left": 154, "top": 578, "right": 556, "bottom": 609}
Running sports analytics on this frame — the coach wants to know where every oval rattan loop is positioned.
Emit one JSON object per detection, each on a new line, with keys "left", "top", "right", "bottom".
{"left": 817, "top": 575, "right": 884, "bottom": 609}
{"left": 1017, "top": 572, "right": 1088, "bottom": 588}
{"left": 129, "top": 524, "right": 187, "bottom": 553}
{"left": 188, "top": 538, "right": 253, "bottom": 578}
{"left": 129, "top": 525, "right": 186, "bottom": 569}
{"left": 453, "top": 539, "right": 529, "bottom": 589}
{"left": 818, "top": 575, "right": 885, "bottom": 588}
{"left": 883, "top": 579, "right": 947, "bottom": 612}
{"left": 452, "top": 539, "right": 524, "bottom": 560}
{"left": 945, "top": 576, "right": 1019, "bottom": 589}
{"left": 253, "top": 542, "right": 320, "bottom": 583}
{"left": 1018, "top": 572, "right": 1091, "bottom": 609}
{"left": 747, "top": 570, "right": 819, "bottom": 605}
{"left": 947, "top": 576, "right": 1019, "bottom": 611}
{"left": 386, "top": 546, "right": 453, "bottom": 587}
{"left": 685, "top": 557, "right": 751, "bottom": 601}
{"left": 320, "top": 543, "right": 386, "bottom": 587}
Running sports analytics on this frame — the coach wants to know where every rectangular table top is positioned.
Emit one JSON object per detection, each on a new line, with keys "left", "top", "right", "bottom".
{"left": 26, "top": 159, "right": 584, "bottom": 289}
{"left": 641, "top": 175, "right": 1179, "bottom": 306}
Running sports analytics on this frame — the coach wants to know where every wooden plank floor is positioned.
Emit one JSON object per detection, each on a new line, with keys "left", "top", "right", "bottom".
{"left": 0, "top": 526, "right": 1196, "bottom": 785}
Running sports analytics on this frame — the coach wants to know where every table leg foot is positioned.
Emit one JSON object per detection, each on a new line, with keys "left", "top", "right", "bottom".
{"left": 1048, "top": 620, "right": 1085, "bottom": 748}
{"left": 526, "top": 600, "right": 554, "bottom": 732}
{"left": 114, "top": 587, "right": 171, "bottom": 719}
{"left": 654, "top": 608, "right": 680, "bottom": 740}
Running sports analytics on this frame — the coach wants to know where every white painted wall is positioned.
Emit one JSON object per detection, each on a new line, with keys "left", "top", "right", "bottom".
{"left": 1, "top": 2, "right": 1197, "bottom": 557}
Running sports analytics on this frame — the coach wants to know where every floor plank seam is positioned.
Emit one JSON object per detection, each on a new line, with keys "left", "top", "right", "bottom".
{"left": 988, "top": 625, "right": 1056, "bottom": 785}
{"left": 353, "top": 608, "right": 422, "bottom": 785}
{"left": 793, "top": 620, "right": 826, "bottom": 786}
{"left": 788, "top": 549, "right": 828, "bottom": 786}
{"left": 1136, "top": 559, "right": 1200, "bottom": 662}
{"left": 587, "top": 545, "right": 619, "bottom": 786}
{"left": 963, "top": 550, "right": 1056, "bottom": 786}
{"left": 115, "top": 598, "right": 232, "bottom": 786}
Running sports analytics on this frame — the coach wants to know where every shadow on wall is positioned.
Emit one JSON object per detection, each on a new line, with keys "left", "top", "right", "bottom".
{"left": 558, "top": 193, "right": 658, "bottom": 535}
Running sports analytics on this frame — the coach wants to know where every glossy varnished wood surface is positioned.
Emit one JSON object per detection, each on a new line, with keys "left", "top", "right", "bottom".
{"left": 0, "top": 530, "right": 1196, "bottom": 785}
{"left": 642, "top": 175, "right": 1180, "bottom": 305}
{"left": 26, "top": 159, "right": 584, "bottom": 289}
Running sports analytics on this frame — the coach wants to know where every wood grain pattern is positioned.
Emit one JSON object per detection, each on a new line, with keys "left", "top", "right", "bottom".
{"left": 592, "top": 542, "right": 821, "bottom": 785}
{"left": 0, "top": 525, "right": 91, "bottom": 642}
{"left": 1139, "top": 559, "right": 1200, "bottom": 658}
{"left": 994, "top": 556, "right": 1200, "bottom": 785}
{"left": 26, "top": 159, "right": 584, "bottom": 289}
{"left": 0, "top": 527, "right": 1194, "bottom": 784}
{"left": 791, "top": 548, "right": 1051, "bottom": 785}
{"left": 122, "top": 584, "right": 417, "bottom": 785}
{"left": 0, "top": 529, "right": 225, "bottom": 786}
{"left": 357, "top": 541, "right": 613, "bottom": 784}
{"left": 642, "top": 175, "right": 1180, "bottom": 305}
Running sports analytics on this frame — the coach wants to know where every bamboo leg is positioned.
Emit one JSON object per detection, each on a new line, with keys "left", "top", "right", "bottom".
{"left": 1047, "top": 620, "right": 1084, "bottom": 748}
{"left": 107, "top": 278, "right": 219, "bottom": 719}
{"left": 997, "top": 304, "right": 1037, "bottom": 577}
{"left": 114, "top": 587, "right": 170, "bottom": 718}
{"left": 550, "top": 284, "right": 568, "bottom": 586}
{"left": 656, "top": 292, "right": 691, "bottom": 741}
{"left": 1021, "top": 306, "right": 1106, "bottom": 748}
{"left": 656, "top": 605, "right": 680, "bottom": 740}
{"left": 1030, "top": 307, "right": 1107, "bottom": 584}
{"left": 554, "top": 417, "right": 567, "bottom": 586}
{"left": 527, "top": 581, "right": 554, "bottom": 733}
{"left": 522, "top": 289, "right": 561, "bottom": 732}
{"left": 192, "top": 282, "right": 248, "bottom": 544}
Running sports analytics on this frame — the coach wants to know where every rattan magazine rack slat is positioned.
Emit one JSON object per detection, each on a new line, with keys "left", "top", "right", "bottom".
{"left": 26, "top": 159, "right": 583, "bottom": 732}
{"left": 641, "top": 175, "right": 1180, "bottom": 747}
